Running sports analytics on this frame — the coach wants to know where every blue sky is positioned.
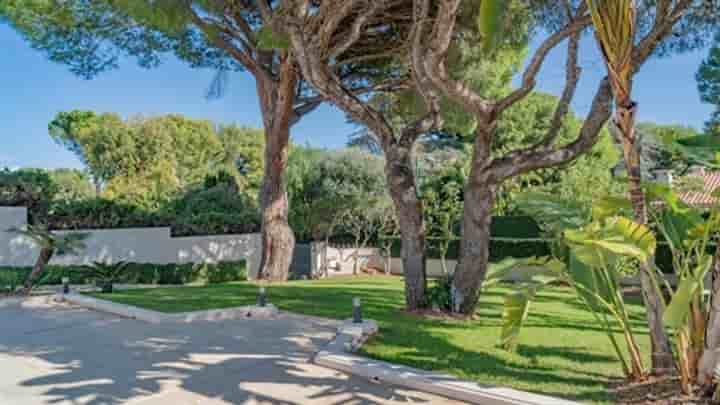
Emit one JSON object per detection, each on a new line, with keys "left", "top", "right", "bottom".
{"left": 0, "top": 23, "right": 715, "bottom": 170}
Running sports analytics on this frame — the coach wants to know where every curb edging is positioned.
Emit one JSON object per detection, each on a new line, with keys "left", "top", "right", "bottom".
{"left": 313, "top": 319, "right": 579, "bottom": 405}
{"left": 62, "top": 293, "right": 278, "bottom": 323}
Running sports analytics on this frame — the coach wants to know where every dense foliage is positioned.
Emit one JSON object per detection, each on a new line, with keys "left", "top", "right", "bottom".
{"left": 0, "top": 261, "right": 247, "bottom": 292}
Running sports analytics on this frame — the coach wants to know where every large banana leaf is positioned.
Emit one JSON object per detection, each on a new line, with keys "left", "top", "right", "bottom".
{"left": 484, "top": 257, "right": 563, "bottom": 290}
{"left": 514, "top": 192, "right": 587, "bottom": 235}
{"left": 663, "top": 254, "right": 713, "bottom": 329}
{"left": 592, "top": 196, "right": 632, "bottom": 221}
{"left": 500, "top": 288, "right": 535, "bottom": 351}
{"left": 656, "top": 209, "right": 704, "bottom": 254}
{"left": 565, "top": 251, "right": 615, "bottom": 314}
{"left": 566, "top": 217, "right": 656, "bottom": 266}
{"left": 478, "top": 0, "right": 506, "bottom": 52}
{"left": 483, "top": 257, "right": 523, "bottom": 289}
{"left": 500, "top": 271, "right": 561, "bottom": 351}
{"left": 643, "top": 182, "right": 692, "bottom": 214}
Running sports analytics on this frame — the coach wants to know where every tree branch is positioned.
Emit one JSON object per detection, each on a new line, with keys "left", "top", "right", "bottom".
{"left": 400, "top": 0, "right": 442, "bottom": 146}
{"left": 542, "top": 31, "right": 581, "bottom": 147}
{"left": 419, "top": 0, "right": 492, "bottom": 115}
{"left": 495, "top": 15, "right": 590, "bottom": 115}
{"left": 285, "top": 11, "right": 395, "bottom": 144}
{"left": 328, "top": 1, "right": 382, "bottom": 61}
{"left": 490, "top": 78, "right": 613, "bottom": 181}
{"left": 631, "top": 0, "right": 693, "bottom": 70}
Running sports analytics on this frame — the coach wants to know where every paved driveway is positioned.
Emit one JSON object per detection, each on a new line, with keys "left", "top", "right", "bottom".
{"left": 0, "top": 298, "right": 460, "bottom": 405}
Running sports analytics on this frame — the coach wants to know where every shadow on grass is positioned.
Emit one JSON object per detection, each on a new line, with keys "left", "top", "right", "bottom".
{"left": 92, "top": 278, "right": 633, "bottom": 403}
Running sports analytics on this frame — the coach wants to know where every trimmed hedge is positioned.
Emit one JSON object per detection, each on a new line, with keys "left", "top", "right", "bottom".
{"left": 0, "top": 261, "right": 247, "bottom": 291}
{"left": 387, "top": 216, "right": 550, "bottom": 260}
{"left": 386, "top": 215, "right": 678, "bottom": 274}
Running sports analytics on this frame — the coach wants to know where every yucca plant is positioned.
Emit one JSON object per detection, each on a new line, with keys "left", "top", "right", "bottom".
{"left": 586, "top": 0, "right": 674, "bottom": 374}
{"left": 8, "top": 225, "right": 87, "bottom": 295}
{"left": 86, "top": 261, "right": 130, "bottom": 293}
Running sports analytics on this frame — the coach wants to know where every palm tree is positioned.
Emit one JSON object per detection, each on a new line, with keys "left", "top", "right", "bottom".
{"left": 586, "top": 0, "right": 674, "bottom": 375}
{"left": 9, "top": 225, "right": 87, "bottom": 295}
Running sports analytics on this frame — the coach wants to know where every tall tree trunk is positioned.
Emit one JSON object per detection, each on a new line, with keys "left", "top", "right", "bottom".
{"left": 451, "top": 122, "right": 495, "bottom": 316}
{"left": 699, "top": 244, "right": 720, "bottom": 385}
{"left": 258, "top": 124, "right": 295, "bottom": 281}
{"left": 451, "top": 179, "right": 495, "bottom": 315}
{"left": 615, "top": 102, "right": 675, "bottom": 375}
{"left": 256, "top": 56, "right": 296, "bottom": 282}
{"left": 384, "top": 146, "right": 426, "bottom": 310}
{"left": 22, "top": 247, "right": 54, "bottom": 295}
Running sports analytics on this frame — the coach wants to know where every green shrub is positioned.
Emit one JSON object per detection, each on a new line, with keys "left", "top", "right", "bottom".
{"left": 46, "top": 198, "right": 168, "bottom": 230}
{"left": 162, "top": 184, "right": 260, "bottom": 236}
{"left": 425, "top": 274, "right": 453, "bottom": 311}
{"left": 0, "top": 261, "right": 247, "bottom": 287}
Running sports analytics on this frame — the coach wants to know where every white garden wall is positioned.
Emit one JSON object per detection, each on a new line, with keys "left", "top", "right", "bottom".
{"left": 0, "top": 207, "right": 262, "bottom": 279}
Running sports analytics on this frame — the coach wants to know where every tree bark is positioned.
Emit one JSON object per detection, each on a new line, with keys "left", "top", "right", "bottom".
{"left": 22, "top": 247, "right": 54, "bottom": 295}
{"left": 384, "top": 146, "right": 427, "bottom": 310}
{"left": 615, "top": 103, "right": 675, "bottom": 375}
{"left": 450, "top": 121, "right": 496, "bottom": 316}
{"left": 256, "top": 56, "right": 297, "bottom": 282}
{"left": 451, "top": 178, "right": 495, "bottom": 315}
{"left": 258, "top": 124, "right": 294, "bottom": 281}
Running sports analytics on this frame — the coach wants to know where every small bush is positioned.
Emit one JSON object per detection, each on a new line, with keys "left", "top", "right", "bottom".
{"left": 0, "top": 261, "right": 247, "bottom": 287}
{"left": 425, "top": 274, "right": 453, "bottom": 311}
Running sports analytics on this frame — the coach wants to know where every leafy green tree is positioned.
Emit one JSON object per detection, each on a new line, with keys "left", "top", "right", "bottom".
{"left": 698, "top": 36, "right": 720, "bottom": 134}
{"left": 1, "top": 0, "right": 331, "bottom": 281}
{"left": 213, "top": 125, "right": 265, "bottom": 197}
{"left": 161, "top": 177, "right": 260, "bottom": 237}
{"left": 48, "top": 111, "right": 240, "bottom": 209}
{"left": 290, "top": 0, "right": 531, "bottom": 310}
{"left": 49, "top": 111, "right": 134, "bottom": 192}
{"left": 0, "top": 168, "right": 58, "bottom": 223}
{"left": 287, "top": 147, "right": 387, "bottom": 244}
{"left": 49, "top": 168, "right": 95, "bottom": 201}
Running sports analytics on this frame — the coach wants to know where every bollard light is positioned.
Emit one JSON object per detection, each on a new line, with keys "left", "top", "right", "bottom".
{"left": 257, "top": 286, "right": 267, "bottom": 307}
{"left": 61, "top": 277, "right": 70, "bottom": 294}
{"left": 352, "top": 297, "right": 362, "bottom": 324}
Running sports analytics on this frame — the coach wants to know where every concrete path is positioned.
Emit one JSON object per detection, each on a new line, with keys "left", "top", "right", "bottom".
{"left": 0, "top": 298, "right": 462, "bottom": 405}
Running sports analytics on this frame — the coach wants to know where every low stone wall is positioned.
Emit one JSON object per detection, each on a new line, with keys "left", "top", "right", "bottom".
{"left": 0, "top": 207, "right": 262, "bottom": 279}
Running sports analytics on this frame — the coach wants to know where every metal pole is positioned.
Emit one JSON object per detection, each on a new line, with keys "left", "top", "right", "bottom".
{"left": 257, "top": 286, "right": 267, "bottom": 307}
{"left": 352, "top": 297, "right": 362, "bottom": 324}
{"left": 62, "top": 277, "right": 70, "bottom": 294}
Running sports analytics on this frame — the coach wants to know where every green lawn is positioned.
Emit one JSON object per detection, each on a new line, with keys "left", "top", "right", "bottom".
{"left": 89, "top": 276, "right": 649, "bottom": 403}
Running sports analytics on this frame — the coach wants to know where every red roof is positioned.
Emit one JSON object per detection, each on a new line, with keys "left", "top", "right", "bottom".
{"left": 678, "top": 169, "right": 720, "bottom": 207}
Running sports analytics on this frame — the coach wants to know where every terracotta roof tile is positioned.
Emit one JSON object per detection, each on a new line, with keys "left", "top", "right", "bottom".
{"left": 678, "top": 170, "right": 720, "bottom": 207}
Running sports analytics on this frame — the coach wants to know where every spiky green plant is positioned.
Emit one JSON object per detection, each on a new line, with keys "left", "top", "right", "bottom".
{"left": 87, "top": 261, "right": 130, "bottom": 293}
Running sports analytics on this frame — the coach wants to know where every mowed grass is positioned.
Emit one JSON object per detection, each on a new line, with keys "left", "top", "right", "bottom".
{"left": 89, "top": 276, "right": 650, "bottom": 403}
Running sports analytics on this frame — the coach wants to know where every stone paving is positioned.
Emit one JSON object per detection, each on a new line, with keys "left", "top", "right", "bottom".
{"left": 0, "top": 297, "right": 461, "bottom": 405}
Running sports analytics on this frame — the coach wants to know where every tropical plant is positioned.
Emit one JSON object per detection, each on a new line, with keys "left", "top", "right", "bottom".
{"left": 86, "top": 261, "right": 130, "bottom": 293}
{"left": 646, "top": 175, "right": 720, "bottom": 393}
{"left": 504, "top": 193, "right": 654, "bottom": 381}
{"left": 7, "top": 225, "right": 87, "bottom": 295}
{"left": 587, "top": 0, "right": 675, "bottom": 373}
